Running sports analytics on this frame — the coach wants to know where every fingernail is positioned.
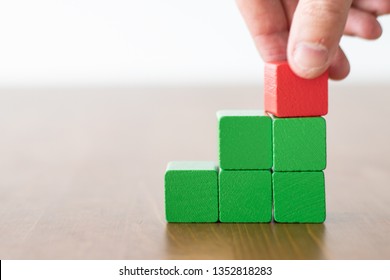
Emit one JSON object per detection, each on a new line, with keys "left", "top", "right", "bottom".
{"left": 293, "top": 42, "right": 328, "bottom": 72}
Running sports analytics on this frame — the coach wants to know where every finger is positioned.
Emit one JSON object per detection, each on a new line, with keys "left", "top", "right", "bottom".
{"left": 352, "top": 0, "right": 390, "bottom": 16}
{"left": 236, "top": 0, "right": 289, "bottom": 62}
{"left": 287, "top": 0, "right": 353, "bottom": 79}
{"left": 281, "top": 0, "right": 299, "bottom": 26}
{"left": 328, "top": 47, "right": 350, "bottom": 80}
{"left": 344, "top": 7, "right": 382, "bottom": 39}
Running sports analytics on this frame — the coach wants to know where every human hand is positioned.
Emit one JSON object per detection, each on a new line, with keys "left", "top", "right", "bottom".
{"left": 236, "top": 0, "right": 390, "bottom": 80}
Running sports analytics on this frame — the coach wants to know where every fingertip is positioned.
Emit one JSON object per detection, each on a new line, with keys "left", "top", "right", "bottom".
{"left": 329, "top": 48, "right": 350, "bottom": 80}
{"left": 344, "top": 8, "right": 383, "bottom": 40}
{"left": 253, "top": 32, "right": 288, "bottom": 62}
{"left": 288, "top": 42, "right": 330, "bottom": 79}
{"left": 287, "top": 45, "right": 350, "bottom": 80}
{"left": 329, "top": 64, "right": 350, "bottom": 80}
{"left": 362, "top": 19, "right": 382, "bottom": 39}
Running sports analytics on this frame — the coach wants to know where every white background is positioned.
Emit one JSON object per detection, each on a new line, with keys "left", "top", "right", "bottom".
{"left": 0, "top": 0, "right": 389, "bottom": 88}
{"left": 2, "top": 260, "right": 390, "bottom": 279}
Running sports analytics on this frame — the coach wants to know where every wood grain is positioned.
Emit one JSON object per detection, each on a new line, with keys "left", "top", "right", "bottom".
{"left": 0, "top": 86, "right": 390, "bottom": 259}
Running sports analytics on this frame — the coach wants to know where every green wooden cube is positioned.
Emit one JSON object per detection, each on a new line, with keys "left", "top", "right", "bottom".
{"left": 273, "top": 117, "right": 326, "bottom": 171}
{"left": 219, "top": 170, "right": 272, "bottom": 223}
{"left": 165, "top": 161, "right": 218, "bottom": 223}
{"left": 218, "top": 110, "right": 272, "bottom": 170}
{"left": 273, "top": 171, "right": 326, "bottom": 223}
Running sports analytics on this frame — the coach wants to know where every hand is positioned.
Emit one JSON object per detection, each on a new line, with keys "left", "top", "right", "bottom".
{"left": 236, "top": 0, "right": 390, "bottom": 80}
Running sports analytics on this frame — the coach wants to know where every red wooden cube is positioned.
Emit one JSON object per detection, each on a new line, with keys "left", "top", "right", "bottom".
{"left": 264, "top": 61, "right": 328, "bottom": 117}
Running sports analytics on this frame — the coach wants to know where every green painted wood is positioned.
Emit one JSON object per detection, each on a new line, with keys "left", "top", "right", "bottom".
{"left": 219, "top": 170, "right": 272, "bottom": 223}
{"left": 273, "top": 117, "right": 326, "bottom": 171}
{"left": 273, "top": 171, "right": 326, "bottom": 223}
{"left": 165, "top": 161, "right": 219, "bottom": 223}
{"left": 218, "top": 110, "right": 272, "bottom": 170}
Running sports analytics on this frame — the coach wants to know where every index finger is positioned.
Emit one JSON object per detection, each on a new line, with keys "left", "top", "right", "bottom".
{"left": 236, "top": 0, "right": 289, "bottom": 62}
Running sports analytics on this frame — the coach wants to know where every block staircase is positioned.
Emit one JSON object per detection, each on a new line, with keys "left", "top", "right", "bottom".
{"left": 165, "top": 61, "right": 327, "bottom": 223}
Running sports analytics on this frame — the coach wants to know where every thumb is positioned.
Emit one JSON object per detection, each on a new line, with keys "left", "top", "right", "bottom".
{"left": 287, "top": 0, "right": 352, "bottom": 79}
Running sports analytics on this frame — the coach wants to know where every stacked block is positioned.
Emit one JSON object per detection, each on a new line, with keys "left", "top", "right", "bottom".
{"left": 273, "top": 117, "right": 326, "bottom": 171}
{"left": 265, "top": 61, "right": 327, "bottom": 223}
{"left": 218, "top": 111, "right": 272, "bottom": 223}
{"left": 264, "top": 61, "right": 328, "bottom": 117}
{"left": 273, "top": 172, "right": 325, "bottom": 223}
{"left": 218, "top": 110, "right": 272, "bottom": 170}
{"left": 164, "top": 61, "right": 328, "bottom": 224}
{"left": 219, "top": 170, "right": 272, "bottom": 223}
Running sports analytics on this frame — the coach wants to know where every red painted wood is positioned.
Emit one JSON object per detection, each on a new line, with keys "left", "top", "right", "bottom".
{"left": 264, "top": 61, "right": 328, "bottom": 117}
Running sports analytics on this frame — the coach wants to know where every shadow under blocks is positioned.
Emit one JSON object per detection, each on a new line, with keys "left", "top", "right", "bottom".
{"left": 165, "top": 61, "right": 327, "bottom": 224}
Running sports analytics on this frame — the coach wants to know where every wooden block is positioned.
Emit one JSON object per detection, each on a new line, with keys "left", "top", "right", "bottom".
{"left": 165, "top": 161, "right": 218, "bottom": 223}
{"left": 273, "top": 171, "right": 326, "bottom": 223}
{"left": 273, "top": 116, "right": 326, "bottom": 171}
{"left": 218, "top": 110, "right": 272, "bottom": 170}
{"left": 219, "top": 170, "right": 272, "bottom": 223}
{"left": 264, "top": 61, "right": 328, "bottom": 117}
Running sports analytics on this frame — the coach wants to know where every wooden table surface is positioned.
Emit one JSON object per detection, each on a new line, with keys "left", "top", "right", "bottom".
{"left": 1, "top": 85, "right": 390, "bottom": 260}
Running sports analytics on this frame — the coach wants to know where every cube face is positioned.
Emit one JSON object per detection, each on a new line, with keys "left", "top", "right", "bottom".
{"left": 273, "top": 171, "right": 326, "bottom": 223}
{"left": 265, "top": 61, "right": 328, "bottom": 118}
{"left": 273, "top": 117, "right": 326, "bottom": 171}
{"left": 165, "top": 161, "right": 218, "bottom": 223}
{"left": 218, "top": 110, "right": 272, "bottom": 170}
{"left": 219, "top": 170, "right": 272, "bottom": 223}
